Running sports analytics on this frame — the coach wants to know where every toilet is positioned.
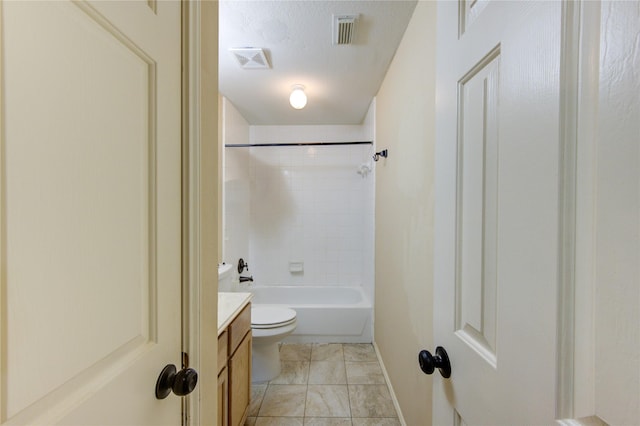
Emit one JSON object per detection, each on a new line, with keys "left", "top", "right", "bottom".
{"left": 251, "top": 305, "right": 297, "bottom": 383}
{"left": 218, "top": 262, "right": 297, "bottom": 383}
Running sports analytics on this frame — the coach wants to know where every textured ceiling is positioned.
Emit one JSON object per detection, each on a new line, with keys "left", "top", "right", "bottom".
{"left": 219, "top": 1, "right": 418, "bottom": 125}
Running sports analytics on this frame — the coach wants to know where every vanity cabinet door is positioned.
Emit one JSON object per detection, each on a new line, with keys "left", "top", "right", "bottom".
{"left": 218, "top": 330, "right": 228, "bottom": 373}
{"left": 229, "top": 332, "right": 252, "bottom": 426}
{"left": 217, "top": 367, "right": 229, "bottom": 426}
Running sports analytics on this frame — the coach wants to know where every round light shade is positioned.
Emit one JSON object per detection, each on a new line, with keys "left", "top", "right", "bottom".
{"left": 289, "top": 85, "right": 307, "bottom": 109}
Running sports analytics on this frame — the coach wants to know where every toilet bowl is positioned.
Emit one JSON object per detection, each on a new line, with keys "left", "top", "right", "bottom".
{"left": 251, "top": 306, "right": 297, "bottom": 383}
{"left": 218, "top": 263, "right": 234, "bottom": 292}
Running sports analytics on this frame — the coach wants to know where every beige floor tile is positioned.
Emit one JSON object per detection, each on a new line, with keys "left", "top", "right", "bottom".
{"left": 343, "top": 344, "right": 377, "bottom": 362}
{"left": 249, "top": 384, "right": 268, "bottom": 417}
{"left": 249, "top": 343, "right": 402, "bottom": 423}
{"left": 270, "top": 361, "right": 310, "bottom": 384}
{"left": 305, "top": 385, "right": 351, "bottom": 418}
{"left": 348, "top": 385, "right": 397, "bottom": 418}
{"left": 309, "top": 360, "right": 347, "bottom": 384}
{"left": 311, "top": 343, "right": 345, "bottom": 361}
{"left": 258, "top": 384, "right": 307, "bottom": 417}
{"left": 305, "top": 418, "right": 353, "bottom": 426}
{"left": 255, "top": 417, "right": 304, "bottom": 426}
{"left": 280, "top": 343, "right": 312, "bottom": 361}
{"left": 351, "top": 419, "right": 400, "bottom": 426}
{"left": 345, "top": 361, "right": 385, "bottom": 384}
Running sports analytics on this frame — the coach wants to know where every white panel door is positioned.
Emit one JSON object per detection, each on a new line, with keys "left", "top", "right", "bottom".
{"left": 1, "top": 1, "right": 182, "bottom": 424}
{"left": 433, "top": 1, "right": 562, "bottom": 423}
{"left": 593, "top": 1, "right": 640, "bottom": 423}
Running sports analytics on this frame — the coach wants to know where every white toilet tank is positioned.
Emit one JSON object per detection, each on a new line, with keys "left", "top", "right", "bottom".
{"left": 218, "top": 263, "right": 234, "bottom": 291}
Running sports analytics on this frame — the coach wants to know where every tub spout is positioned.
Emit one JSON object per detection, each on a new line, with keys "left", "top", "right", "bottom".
{"left": 239, "top": 276, "right": 254, "bottom": 283}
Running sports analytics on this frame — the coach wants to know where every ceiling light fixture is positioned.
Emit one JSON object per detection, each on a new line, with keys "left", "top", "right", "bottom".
{"left": 289, "top": 85, "right": 307, "bottom": 109}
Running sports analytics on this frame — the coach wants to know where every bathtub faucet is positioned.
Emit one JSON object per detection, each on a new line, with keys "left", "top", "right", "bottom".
{"left": 239, "top": 276, "right": 253, "bottom": 283}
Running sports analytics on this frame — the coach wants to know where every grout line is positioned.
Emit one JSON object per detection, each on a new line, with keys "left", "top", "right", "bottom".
{"left": 343, "top": 344, "right": 354, "bottom": 422}
{"left": 372, "top": 341, "right": 407, "bottom": 426}
{"left": 303, "top": 351, "right": 309, "bottom": 419}
{"left": 304, "top": 379, "right": 309, "bottom": 419}
{"left": 255, "top": 383, "right": 266, "bottom": 418}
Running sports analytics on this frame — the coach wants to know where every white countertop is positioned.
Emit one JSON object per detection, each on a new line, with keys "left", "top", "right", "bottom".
{"left": 218, "top": 292, "right": 252, "bottom": 336}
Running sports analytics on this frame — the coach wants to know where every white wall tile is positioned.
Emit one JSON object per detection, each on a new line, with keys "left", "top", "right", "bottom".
{"left": 224, "top": 123, "right": 375, "bottom": 291}
{"left": 222, "top": 97, "right": 250, "bottom": 266}
{"left": 251, "top": 125, "right": 369, "bottom": 144}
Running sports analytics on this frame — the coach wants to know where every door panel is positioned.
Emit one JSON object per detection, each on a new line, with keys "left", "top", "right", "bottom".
{"left": 434, "top": 1, "right": 561, "bottom": 423}
{"left": 455, "top": 48, "right": 500, "bottom": 367}
{"left": 1, "top": 1, "right": 181, "bottom": 424}
{"left": 594, "top": 2, "right": 640, "bottom": 423}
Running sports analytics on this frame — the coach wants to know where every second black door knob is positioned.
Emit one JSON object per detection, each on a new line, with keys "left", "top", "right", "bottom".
{"left": 418, "top": 346, "right": 451, "bottom": 378}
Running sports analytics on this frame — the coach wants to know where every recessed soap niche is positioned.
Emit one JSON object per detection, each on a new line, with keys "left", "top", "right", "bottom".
{"left": 289, "top": 261, "right": 304, "bottom": 274}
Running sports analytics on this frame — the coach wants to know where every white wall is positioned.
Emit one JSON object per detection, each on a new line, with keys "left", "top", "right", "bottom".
{"left": 374, "top": 2, "right": 436, "bottom": 424}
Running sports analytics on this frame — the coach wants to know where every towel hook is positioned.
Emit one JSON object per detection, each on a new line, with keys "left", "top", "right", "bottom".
{"left": 373, "top": 149, "right": 388, "bottom": 162}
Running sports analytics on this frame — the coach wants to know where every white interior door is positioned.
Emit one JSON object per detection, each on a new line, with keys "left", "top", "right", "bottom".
{"left": 1, "top": 1, "right": 183, "bottom": 424}
{"left": 433, "top": 1, "right": 562, "bottom": 423}
{"left": 591, "top": 1, "right": 640, "bottom": 422}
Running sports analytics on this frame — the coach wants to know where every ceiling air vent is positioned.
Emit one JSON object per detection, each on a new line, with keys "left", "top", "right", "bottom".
{"left": 333, "top": 14, "right": 358, "bottom": 45}
{"left": 229, "top": 47, "right": 270, "bottom": 69}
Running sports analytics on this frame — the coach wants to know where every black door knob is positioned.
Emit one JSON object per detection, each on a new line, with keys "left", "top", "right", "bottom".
{"left": 155, "top": 364, "right": 199, "bottom": 399}
{"left": 418, "top": 346, "right": 451, "bottom": 378}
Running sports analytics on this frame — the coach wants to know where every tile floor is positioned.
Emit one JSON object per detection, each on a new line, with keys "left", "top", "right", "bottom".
{"left": 246, "top": 343, "right": 401, "bottom": 426}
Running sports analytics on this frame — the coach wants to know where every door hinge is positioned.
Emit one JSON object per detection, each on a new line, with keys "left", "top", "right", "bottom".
{"left": 182, "top": 351, "right": 189, "bottom": 369}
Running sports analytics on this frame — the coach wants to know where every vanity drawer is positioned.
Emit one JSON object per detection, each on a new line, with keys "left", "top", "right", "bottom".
{"left": 218, "top": 330, "right": 228, "bottom": 374}
{"left": 229, "top": 303, "right": 251, "bottom": 354}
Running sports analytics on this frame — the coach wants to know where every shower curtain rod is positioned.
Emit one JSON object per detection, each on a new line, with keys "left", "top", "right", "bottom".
{"left": 225, "top": 141, "right": 372, "bottom": 148}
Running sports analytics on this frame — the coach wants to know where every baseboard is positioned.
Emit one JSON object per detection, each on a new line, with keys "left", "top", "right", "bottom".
{"left": 373, "top": 341, "right": 407, "bottom": 426}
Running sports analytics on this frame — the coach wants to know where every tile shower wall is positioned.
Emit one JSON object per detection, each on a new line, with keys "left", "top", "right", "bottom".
{"left": 247, "top": 142, "right": 374, "bottom": 288}
{"left": 222, "top": 98, "right": 251, "bottom": 274}
{"left": 224, "top": 147, "right": 250, "bottom": 273}
{"left": 223, "top": 99, "right": 376, "bottom": 297}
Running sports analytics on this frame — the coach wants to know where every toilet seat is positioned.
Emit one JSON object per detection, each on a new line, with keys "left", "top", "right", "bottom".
{"left": 251, "top": 306, "right": 297, "bottom": 329}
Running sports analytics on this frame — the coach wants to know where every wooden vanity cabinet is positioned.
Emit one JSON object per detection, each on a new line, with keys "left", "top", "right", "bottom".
{"left": 217, "top": 303, "right": 252, "bottom": 426}
{"left": 229, "top": 331, "right": 251, "bottom": 425}
{"left": 217, "top": 330, "right": 229, "bottom": 426}
{"left": 217, "top": 366, "right": 228, "bottom": 426}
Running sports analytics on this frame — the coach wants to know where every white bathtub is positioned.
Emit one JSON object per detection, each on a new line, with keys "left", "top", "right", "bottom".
{"left": 249, "top": 286, "right": 372, "bottom": 344}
